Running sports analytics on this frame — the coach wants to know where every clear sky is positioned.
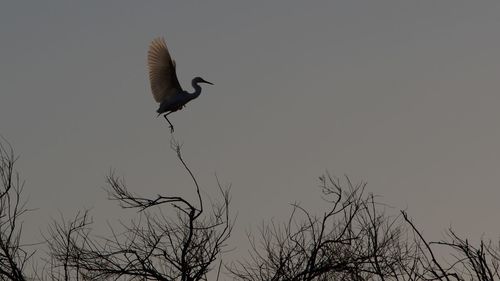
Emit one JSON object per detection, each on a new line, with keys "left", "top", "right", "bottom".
{"left": 1, "top": 1, "right": 500, "bottom": 265}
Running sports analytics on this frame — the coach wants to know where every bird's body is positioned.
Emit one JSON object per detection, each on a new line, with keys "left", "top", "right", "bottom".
{"left": 156, "top": 93, "right": 189, "bottom": 116}
{"left": 156, "top": 78, "right": 204, "bottom": 116}
{"left": 147, "top": 37, "right": 212, "bottom": 132}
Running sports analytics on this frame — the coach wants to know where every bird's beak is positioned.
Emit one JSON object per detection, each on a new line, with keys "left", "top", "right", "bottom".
{"left": 202, "top": 79, "right": 214, "bottom": 85}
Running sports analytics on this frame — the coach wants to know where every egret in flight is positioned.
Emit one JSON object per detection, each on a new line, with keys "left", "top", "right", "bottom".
{"left": 147, "top": 37, "right": 213, "bottom": 132}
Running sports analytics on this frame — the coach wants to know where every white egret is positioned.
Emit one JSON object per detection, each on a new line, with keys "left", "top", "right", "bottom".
{"left": 147, "top": 37, "right": 213, "bottom": 132}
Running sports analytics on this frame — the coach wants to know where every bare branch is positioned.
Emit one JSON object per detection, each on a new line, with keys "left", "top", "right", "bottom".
{"left": 0, "top": 137, "right": 31, "bottom": 281}
{"left": 48, "top": 139, "right": 233, "bottom": 281}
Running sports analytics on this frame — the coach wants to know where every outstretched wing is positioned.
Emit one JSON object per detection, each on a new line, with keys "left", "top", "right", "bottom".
{"left": 147, "top": 37, "right": 183, "bottom": 103}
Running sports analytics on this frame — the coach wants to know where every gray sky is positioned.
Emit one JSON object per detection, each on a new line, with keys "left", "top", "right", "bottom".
{"left": 2, "top": 0, "right": 500, "bottom": 266}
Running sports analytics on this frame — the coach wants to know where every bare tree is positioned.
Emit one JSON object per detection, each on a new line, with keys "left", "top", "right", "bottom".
{"left": 48, "top": 139, "right": 233, "bottom": 281}
{"left": 228, "top": 174, "right": 500, "bottom": 281}
{"left": 2, "top": 136, "right": 500, "bottom": 281}
{"left": 402, "top": 211, "right": 500, "bottom": 281}
{"left": 229, "top": 174, "right": 415, "bottom": 281}
{"left": 0, "top": 138, "right": 32, "bottom": 281}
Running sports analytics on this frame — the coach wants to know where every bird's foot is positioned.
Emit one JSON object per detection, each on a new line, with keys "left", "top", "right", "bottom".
{"left": 169, "top": 124, "right": 175, "bottom": 133}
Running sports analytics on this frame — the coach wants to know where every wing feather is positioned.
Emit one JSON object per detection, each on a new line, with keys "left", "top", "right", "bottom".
{"left": 147, "top": 37, "right": 182, "bottom": 103}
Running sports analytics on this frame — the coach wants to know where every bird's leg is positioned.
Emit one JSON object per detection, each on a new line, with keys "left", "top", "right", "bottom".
{"left": 163, "top": 114, "right": 175, "bottom": 133}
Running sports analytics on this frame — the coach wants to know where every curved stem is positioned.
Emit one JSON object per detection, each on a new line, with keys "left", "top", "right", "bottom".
{"left": 170, "top": 137, "right": 203, "bottom": 218}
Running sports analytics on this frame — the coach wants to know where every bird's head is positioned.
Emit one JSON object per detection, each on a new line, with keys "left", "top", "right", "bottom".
{"left": 193, "top": 77, "right": 214, "bottom": 85}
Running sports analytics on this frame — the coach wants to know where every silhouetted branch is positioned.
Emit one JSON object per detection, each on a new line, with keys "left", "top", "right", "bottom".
{"left": 170, "top": 137, "right": 203, "bottom": 218}
{"left": 0, "top": 134, "right": 496, "bottom": 281}
{"left": 230, "top": 174, "right": 411, "bottom": 281}
{"left": 401, "top": 211, "right": 458, "bottom": 281}
{"left": 49, "top": 140, "right": 233, "bottom": 281}
{"left": 402, "top": 211, "right": 500, "bottom": 281}
{"left": 0, "top": 137, "right": 32, "bottom": 281}
{"left": 45, "top": 211, "right": 92, "bottom": 281}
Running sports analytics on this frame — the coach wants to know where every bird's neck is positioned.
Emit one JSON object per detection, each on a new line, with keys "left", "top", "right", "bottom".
{"left": 188, "top": 79, "right": 202, "bottom": 99}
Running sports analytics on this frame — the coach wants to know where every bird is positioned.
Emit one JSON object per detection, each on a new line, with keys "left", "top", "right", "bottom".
{"left": 147, "top": 37, "right": 213, "bottom": 133}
